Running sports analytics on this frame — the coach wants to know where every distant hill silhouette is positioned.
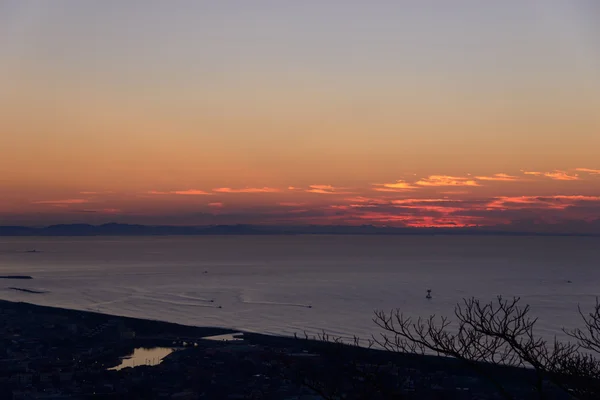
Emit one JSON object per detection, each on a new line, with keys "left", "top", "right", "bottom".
{"left": 0, "top": 223, "right": 597, "bottom": 237}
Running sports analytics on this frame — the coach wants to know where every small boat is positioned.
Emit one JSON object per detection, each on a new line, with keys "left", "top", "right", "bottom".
{"left": 426, "top": 289, "right": 432, "bottom": 299}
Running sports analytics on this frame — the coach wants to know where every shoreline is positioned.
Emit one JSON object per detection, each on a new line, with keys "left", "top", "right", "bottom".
{"left": 0, "top": 298, "right": 539, "bottom": 374}
{"left": 0, "top": 298, "right": 236, "bottom": 339}
{"left": 0, "top": 299, "right": 572, "bottom": 398}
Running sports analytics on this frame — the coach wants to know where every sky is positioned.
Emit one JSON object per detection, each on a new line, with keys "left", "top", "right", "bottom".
{"left": 1, "top": 1, "right": 599, "bottom": 232}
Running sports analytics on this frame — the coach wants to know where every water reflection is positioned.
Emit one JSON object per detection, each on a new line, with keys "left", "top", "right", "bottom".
{"left": 108, "top": 347, "right": 175, "bottom": 371}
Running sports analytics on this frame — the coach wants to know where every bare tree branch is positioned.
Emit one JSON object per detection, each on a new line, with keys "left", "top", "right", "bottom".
{"left": 373, "top": 296, "right": 600, "bottom": 399}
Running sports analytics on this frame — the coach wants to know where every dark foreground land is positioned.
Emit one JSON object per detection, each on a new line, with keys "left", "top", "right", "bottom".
{"left": 0, "top": 300, "right": 570, "bottom": 400}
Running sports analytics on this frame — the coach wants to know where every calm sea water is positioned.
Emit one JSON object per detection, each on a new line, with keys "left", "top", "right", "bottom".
{"left": 0, "top": 235, "right": 598, "bottom": 342}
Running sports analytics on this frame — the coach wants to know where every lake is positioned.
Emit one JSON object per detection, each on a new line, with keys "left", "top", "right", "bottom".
{"left": 108, "top": 347, "right": 175, "bottom": 370}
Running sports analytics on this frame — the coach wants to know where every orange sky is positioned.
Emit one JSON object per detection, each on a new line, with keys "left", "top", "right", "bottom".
{"left": 1, "top": 2, "right": 599, "bottom": 231}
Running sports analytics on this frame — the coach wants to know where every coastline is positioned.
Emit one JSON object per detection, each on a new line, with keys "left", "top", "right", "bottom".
{"left": 0, "top": 298, "right": 569, "bottom": 399}
{"left": 0, "top": 298, "right": 553, "bottom": 374}
{"left": 0, "top": 299, "right": 235, "bottom": 340}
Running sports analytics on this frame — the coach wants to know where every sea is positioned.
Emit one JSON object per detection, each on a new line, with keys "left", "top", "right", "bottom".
{"left": 0, "top": 235, "right": 598, "bottom": 344}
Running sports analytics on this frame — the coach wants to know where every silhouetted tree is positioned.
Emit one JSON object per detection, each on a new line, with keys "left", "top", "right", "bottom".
{"left": 558, "top": 298, "right": 600, "bottom": 399}
{"left": 373, "top": 296, "right": 600, "bottom": 399}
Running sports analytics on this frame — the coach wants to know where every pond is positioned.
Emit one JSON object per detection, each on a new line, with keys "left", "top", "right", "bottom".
{"left": 108, "top": 347, "right": 176, "bottom": 371}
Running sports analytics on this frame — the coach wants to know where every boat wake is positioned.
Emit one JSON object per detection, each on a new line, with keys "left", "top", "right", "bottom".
{"left": 87, "top": 295, "right": 133, "bottom": 309}
{"left": 240, "top": 299, "right": 312, "bottom": 309}
{"left": 175, "top": 293, "right": 215, "bottom": 303}
{"left": 133, "top": 294, "right": 222, "bottom": 309}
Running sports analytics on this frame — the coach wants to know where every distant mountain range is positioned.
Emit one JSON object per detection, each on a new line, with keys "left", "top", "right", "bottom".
{"left": 0, "top": 223, "right": 597, "bottom": 237}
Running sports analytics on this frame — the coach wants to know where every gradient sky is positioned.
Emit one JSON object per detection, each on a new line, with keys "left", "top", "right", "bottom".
{"left": 1, "top": 1, "right": 599, "bottom": 231}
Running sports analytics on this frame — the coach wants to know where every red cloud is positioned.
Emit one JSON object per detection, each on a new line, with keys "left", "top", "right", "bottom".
{"left": 440, "top": 190, "right": 470, "bottom": 195}
{"left": 33, "top": 199, "right": 89, "bottom": 205}
{"left": 543, "top": 171, "right": 579, "bottom": 181}
{"left": 172, "top": 189, "right": 212, "bottom": 195}
{"left": 576, "top": 168, "right": 600, "bottom": 175}
{"left": 487, "top": 195, "right": 600, "bottom": 211}
{"left": 475, "top": 173, "right": 519, "bottom": 182}
{"left": 415, "top": 175, "right": 480, "bottom": 187}
{"left": 208, "top": 202, "right": 224, "bottom": 207}
{"left": 372, "top": 180, "right": 418, "bottom": 192}
{"left": 213, "top": 187, "right": 280, "bottom": 193}
{"left": 344, "top": 196, "right": 389, "bottom": 205}
{"left": 523, "top": 170, "right": 579, "bottom": 181}
{"left": 355, "top": 211, "right": 483, "bottom": 228}
{"left": 306, "top": 185, "right": 352, "bottom": 194}
{"left": 391, "top": 198, "right": 457, "bottom": 204}
{"left": 147, "top": 189, "right": 211, "bottom": 195}
{"left": 146, "top": 190, "right": 170, "bottom": 195}
{"left": 391, "top": 198, "right": 465, "bottom": 214}
{"left": 523, "top": 171, "right": 543, "bottom": 177}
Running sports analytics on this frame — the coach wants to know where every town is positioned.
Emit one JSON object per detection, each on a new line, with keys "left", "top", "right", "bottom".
{"left": 0, "top": 300, "right": 569, "bottom": 399}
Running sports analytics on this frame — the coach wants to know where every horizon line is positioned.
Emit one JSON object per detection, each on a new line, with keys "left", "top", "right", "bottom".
{"left": 0, "top": 223, "right": 598, "bottom": 238}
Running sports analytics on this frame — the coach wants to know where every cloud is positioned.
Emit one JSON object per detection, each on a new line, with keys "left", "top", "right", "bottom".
{"left": 147, "top": 189, "right": 212, "bottom": 195}
{"left": 351, "top": 210, "right": 484, "bottom": 228}
{"left": 390, "top": 198, "right": 467, "bottom": 214}
{"left": 391, "top": 198, "right": 458, "bottom": 205}
{"left": 487, "top": 195, "right": 600, "bottom": 211}
{"left": 440, "top": 190, "right": 470, "bottom": 195}
{"left": 102, "top": 208, "right": 121, "bottom": 214}
{"left": 372, "top": 180, "right": 418, "bottom": 192}
{"left": 213, "top": 187, "right": 280, "bottom": 193}
{"left": 323, "top": 195, "right": 600, "bottom": 229}
{"left": 309, "top": 184, "right": 335, "bottom": 191}
{"left": 306, "top": 185, "right": 352, "bottom": 194}
{"left": 551, "top": 195, "right": 600, "bottom": 201}
{"left": 172, "top": 189, "right": 212, "bottom": 195}
{"left": 475, "top": 173, "right": 519, "bottom": 182}
{"left": 25, "top": 191, "right": 600, "bottom": 232}
{"left": 344, "top": 196, "right": 389, "bottom": 205}
{"left": 523, "top": 171, "right": 543, "bottom": 177}
{"left": 523, "top": 170, "right": 579, "bottom": 181}
{"left": 78, "top": 208, "right": 121, "bottom": 214}
{"left": 487, "top": 196, "right": 562, "bottom": 210}
{"left": 400, "top": 216, "right": 483, "bottom": 228}
{"left": 576, "top": 168, "right": 600, "bottom": 175}
{"left": 415, "top": 175, "right": 480, "bottom": 187}
{"left": 543, "top": 170, "right": 579, "bottom": 181}
{"left": 80, "top": 191, "right": 114, "bottom": 195}
{"left": 33, "top": 199, "right": 89, "bottom": 205}
{"left": 146, "top": 190, "right": 170, "bottom": 195}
